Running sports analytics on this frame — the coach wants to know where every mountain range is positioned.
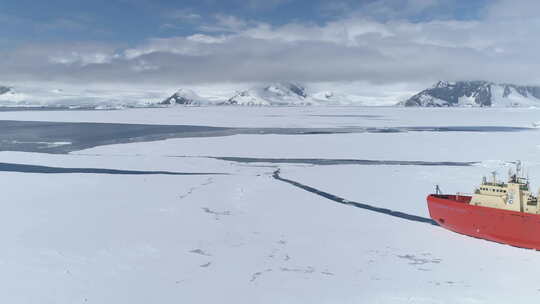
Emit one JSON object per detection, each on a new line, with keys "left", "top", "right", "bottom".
{"left": 160, "top": 82, "right": 359, "bottom": 106}
{"left": 161, "top": 81, "right": 540, "bottom": 108}
{"left": 3, "top": 81, "right": 540, "bottom": 108}
{"left": 400, "top": 81, "right": 540, "bottom": 107}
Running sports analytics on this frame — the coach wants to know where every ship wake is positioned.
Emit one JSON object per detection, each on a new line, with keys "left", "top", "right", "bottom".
{"left": 273, "top": 169, "right": 438, "bottom": 226}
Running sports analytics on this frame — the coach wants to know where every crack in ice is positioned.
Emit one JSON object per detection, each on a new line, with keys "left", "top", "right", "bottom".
{"left": 272, "top": 169, "right": 438, "bottom": 226}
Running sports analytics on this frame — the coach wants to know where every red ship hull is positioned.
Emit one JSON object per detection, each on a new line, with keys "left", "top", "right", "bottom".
{"left": 427, "top": 194, "right": 540, "bottom": 250}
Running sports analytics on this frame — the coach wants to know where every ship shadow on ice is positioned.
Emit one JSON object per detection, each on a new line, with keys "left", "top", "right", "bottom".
{"left": 0, "top": 162, "right": 227, "bottom": 176}
{"left": 272, "top": 169, "right": 438, "bottom": 226}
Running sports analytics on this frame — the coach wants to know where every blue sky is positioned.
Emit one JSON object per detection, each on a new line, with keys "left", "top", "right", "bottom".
{"left": 0, "top": 0, "right": 538, "bottom": 89}
{"left": 1, "top": 0, "right": 488, "bottom": 46}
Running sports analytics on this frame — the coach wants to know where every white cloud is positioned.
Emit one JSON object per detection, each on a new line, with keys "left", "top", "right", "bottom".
{"left": 123, "top": 36, "right": 215, "bottom": 59}
{"left": 166, "top": 9, "right": 201, "bottom": 21}
{"left": 3, "top": 0, "right": 540, "bottom": 92}
{"left": 130, "top": 59, "right": 159, "bottom": 72}
{"left": 186, "top": 34, "right": 227, "bottom": 44}
{"left": 49, "top": 51, "right": 115, "bottom": 66}
{"left": 198, "top": 14, "right": 250, "bottom": 32}
{"left": 485, "top": 0, "right": 540, "bottom": 19}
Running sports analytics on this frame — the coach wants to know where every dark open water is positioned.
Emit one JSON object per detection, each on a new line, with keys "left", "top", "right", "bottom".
{"left": 0, "top": 120, "right": 531, "bottom": 154}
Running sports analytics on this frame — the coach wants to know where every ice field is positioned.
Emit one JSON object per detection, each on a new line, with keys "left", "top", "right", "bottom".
{"left": 1, "top": 106, "right": 540, "bottom": 303}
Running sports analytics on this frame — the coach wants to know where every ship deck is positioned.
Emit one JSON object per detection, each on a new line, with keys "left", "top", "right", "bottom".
{"left": 428, "top": 194, "right": 472, "bottom": 204}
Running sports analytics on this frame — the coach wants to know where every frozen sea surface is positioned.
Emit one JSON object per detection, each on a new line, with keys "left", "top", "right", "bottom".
{"left": 2, "top": 106, "right": 540, "bottom": 303}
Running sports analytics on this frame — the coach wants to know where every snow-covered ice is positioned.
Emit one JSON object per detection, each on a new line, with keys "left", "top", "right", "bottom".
{"left": 2, "top": 106, "right": 540, "bottom": 303}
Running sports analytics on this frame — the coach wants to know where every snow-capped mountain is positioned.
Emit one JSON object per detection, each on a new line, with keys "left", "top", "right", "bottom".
{"left": 226, "top": 83, "right": 312, "bottom": 106}
{"left": 0, "top": 86, "right": 10, "bottom": 95}
{"left": 0, "top": 86, "right": 33, "bottom": 103}
{"left": 158, "top": 83, "right": 365, "bottom": 106}
{"left": 311, "top": 91, "right": 360, "bottom": 105}
{"left": 159, "top": 89, "right": 210, "bottom": 105}
{"left": 2, "top": 82, "right": 363, "bottom": 108}
{"left": 400, "top": 81, "right": 540, "bottom": 107}
{"left": 0, "top": 84, "right": 160, "bottom": 108}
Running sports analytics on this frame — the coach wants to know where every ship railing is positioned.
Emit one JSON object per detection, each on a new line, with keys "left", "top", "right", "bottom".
{"left": 483, "top": 182, "right": 507, "bottom": 187}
